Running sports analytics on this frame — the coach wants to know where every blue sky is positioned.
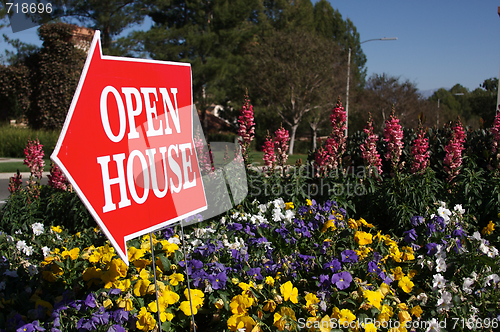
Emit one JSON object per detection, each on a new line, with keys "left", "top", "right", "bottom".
{"left": 1, "top": 0, "right": 499, "bottom": 94}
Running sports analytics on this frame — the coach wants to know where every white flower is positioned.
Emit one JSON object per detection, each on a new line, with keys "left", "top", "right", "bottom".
{"left": 284, "top": 210, "right": 295, "bottom": 223}
{"left": 489, "top": 246, "right": 499, "bottom": 258}
{"left": 31, "top": 222, "right": 44, "bottom": 236}
{"left": 483, "top": 274, "right": 500, "bottom": 287}
{"left": 454, "top": 204, "right": 465, "bottom": 214}
{"left": 257, "top": 204, "right": 267, "bottom": 214}
{"left": 168, "top": 237, "right": 181, "bottom": 245}
{"left": 272, "top": 208, "right": 285, "bottom": 222}
{"left": 42, "top": 246, "right": 51, "bottom": 257}
{"left": 220, "top": 216, "right": 226, "bottom": 224}
{"left": 436, "top": 290, "right": 453, "bottom": 312}
{"left": 463, "top": 277, "right": 474, "bottom": 294}
{"left": 437, "top": 206, "right": 452, "bottom": 222}
{"left": 472, "top": 231, "right": 482, "bottom": 241}
{"left": 16, "top": 240, "right": 27, "bottom": 251}
{"left": 479, "top": 241, "right": 490, "bottom": 255}
{"left": 4, "top": 270, "right": 18, "bottom": 277}
{"left": 426, "top": 318, "right": 441, "bottom": 332}
{"left": 432, "top": 274, "right": 447, "bottom": 290}
{"left": 417, "top": 292, "right": 428, "bottom": 305}
{"left": 15, "top": 229, "right": 22, "bottom": 235}
{"left": 26, "top": 264, "right": 38, "bottom": 276}
{"left": 23, "top": 246, "right": 34, "bottom": 256}
{"left": 435, "top": 257, "right": 447, "bottom": 272}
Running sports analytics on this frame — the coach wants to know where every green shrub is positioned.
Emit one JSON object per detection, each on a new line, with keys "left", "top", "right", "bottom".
{"left": 0, "top": 125, "right": 59, "bottom": 158}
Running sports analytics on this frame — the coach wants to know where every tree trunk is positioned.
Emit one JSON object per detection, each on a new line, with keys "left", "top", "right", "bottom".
{"left": 288, "top": 124, "right": 299, "bottom": 155}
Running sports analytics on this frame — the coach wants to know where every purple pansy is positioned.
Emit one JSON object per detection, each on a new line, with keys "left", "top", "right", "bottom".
{"left": 331, "top": 271, "right": 352, "bottom": 290}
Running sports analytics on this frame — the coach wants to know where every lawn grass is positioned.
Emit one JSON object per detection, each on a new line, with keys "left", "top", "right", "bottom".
{"left": 248, "top": 151, "right": 308, "bottom": 166}
{"left": 0, "top": 161, "right": 30, "bottom": 173}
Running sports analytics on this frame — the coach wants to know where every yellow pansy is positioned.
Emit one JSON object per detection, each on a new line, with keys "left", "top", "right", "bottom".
{"left": 116, "top": 297, "right": 134, "bottom": 311}
{"left": 398, "top": 276, "right": 414, "bottom": 293}
{"left": 410, "top": 305, "right": 423, "bottom": 318}
{"left": 133, "top": 279, "right": 151, "bottom": 297}
{"left": 280, "top": 281, "right": 298, "bottom": 303}
{"left": 263, "top": 299, "right": 277, "bottom": 312}
{"left": 321, "top": 219, "right": 336, "bottom": 232}
{"left": 128, "top": 246, "right": 145, "bottom": 261}
{"left": 162, "top": 289, "right": 180, "bottom": 305}
{"left": 51, "top": 226, "right": 62, "bottom": 233}
{"left": 82, "top": 267, "right": 103, "bottom": 287}
{"left": 230, "top": 294, "right": 254, "bottom": 315}
{"left": 180, "top": 300, "right": 199, "bottom": 315}
{"left": 136, "top": 307, "right": 156, "bottom": 331}
{"left": 482, "top": 220, "right": 495, "bottom": 236}
{"left": 398, "top": 310, "right": 411, "bottom": 324}
{"left": 363, "top": 289, "right": 383, "bottom": 310}
{"left": 354, "top": 231, "right": 373, "bottom": 246}
{"left": 391, "top": 266, "right": 404, "bottom": 281}
{"left": 103, "top": 299, "right": 113, "bottom": 308}
{"left": 285, "top": 202, "right": 294, "bottom": 210}
{"left": 168, "top": 273, "right": 184, "bottom": 286}
{"left": 227, "top": 314, "right": 257, "bottom": 332}
{"left": 348, "top": 218, "right": 359, "bottom": 229}
{"left": 338, "top": 309, "right": 356, "bottom": 325}
{"left": 363, "top": 322, "right": 377, "bottom": 332}
{"left": 265, "top": 276, "right": 275, "bottom": 287}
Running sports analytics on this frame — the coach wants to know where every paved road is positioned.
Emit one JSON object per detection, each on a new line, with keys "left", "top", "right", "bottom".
{"left": 0, "top": 158, "right": 49, "bottom": 207}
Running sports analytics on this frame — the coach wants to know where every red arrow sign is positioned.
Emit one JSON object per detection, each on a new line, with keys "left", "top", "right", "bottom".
{"left": 51, "top": 31, "right": 207, "bottom": 265}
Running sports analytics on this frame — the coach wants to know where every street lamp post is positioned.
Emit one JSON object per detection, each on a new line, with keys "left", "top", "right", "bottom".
{"left": 346, "top": 37, "right": 397, "bottom": 136}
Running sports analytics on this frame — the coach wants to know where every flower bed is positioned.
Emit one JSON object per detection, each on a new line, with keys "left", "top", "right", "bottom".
{"left": 1, "top": 193, "right": 499, "bottom": 331}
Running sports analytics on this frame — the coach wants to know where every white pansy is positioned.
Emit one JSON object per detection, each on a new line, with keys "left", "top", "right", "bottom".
{"left": 432, "top": 273, "right": 446, "bottom": 290}
{"left": 15, "top": 229, "right": 22, "bottom": 235}
{"left": 42, "top": 246, "right": 51, "bottom": 257}
{"left": 31, "top": 222, "right": 44, "bottom": 236}
{"left": 437, "top": 206, "right": 452, "bottom": 222}
{"left": 479, "top": 241, "right": 490, "bottom": 255}
{"left": 454, "top": 204, "right": 465, "bottom": 214}
{"left": 191, "top": 239, "right": 203, "bottom": 247}
{"left": 284, "top": 210, "right": 295, "bottom": 223}
{"left": 463, "top": 277, "right": 474, "bottom": 294}
{"left": 417, "top": 292, "right": 428, "bottom": 305}
{"left": 472, "top": 231, "right": 482, "bottom": 241}
{"left": 168, "top": 237, "right": 181, "bottom": 245}
{"left": 483, "top": 274, "right": 500, "bottom": 287}
{"left": 16, "top": 240, "right": 27, "bottom": 251}
{"left": 23, "top": 246, "right": 34, "bottom": 256}
{"left": 257, "top": 204, "right": 267, "bottom": 214}
{"left": 488, "top": 246, "right": 499, "bottom": 258}
{"left": 272, "top": 208, "right": 285, "bottom": 222}
{"left": 426, "top": 318, "right": 441, "bottom": 332}
{"left": 436, "top": 290, "right": 453, "bottom": 312}
{"left": 220, "top": 216, "right": 226, "bottom": 224}
{"left": 435, "top": 257, "right": 447, "bottom": 272}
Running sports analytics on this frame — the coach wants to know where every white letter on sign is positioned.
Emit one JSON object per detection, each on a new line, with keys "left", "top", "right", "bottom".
{"left": 179, "top": 143, "right": 196, "bottom": 189}
{"left": 141, "top": 88, "right": 163, "bottom": 137}
{"left": 168, "top": 145, "right": 182, "bottom": 194}
{"left": 127, "top": 150, "right": 150, "bottom": 204}
{"left": 100, "top": 86, "right": 126, "bottom": 143}
{"left": 121, "top": 87, "right": 142, "bottom": 140}
{"left": 145, "top": 147, "right": 169, "bottom": 198}
{"left": 97, "top": 153, "right": 131, "bottom": 212}
{"left": 160, "top": 88, "right": 181, "bottom": 134}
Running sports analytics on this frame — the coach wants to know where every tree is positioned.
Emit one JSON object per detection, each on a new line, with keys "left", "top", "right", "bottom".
{"left": 50, "top": 0, "right": 147, "bottom": 53}
{"left": 25, "top": 23, "right": 86, "bottom": 129}
{"left": 245, "top": 29, "right": 345, "bottom": 155}
{"left": 354, "top": 73, "right": 427, "bottom": 133}
{"left": 131, "top": 0, "right": 265, "bottom": 131}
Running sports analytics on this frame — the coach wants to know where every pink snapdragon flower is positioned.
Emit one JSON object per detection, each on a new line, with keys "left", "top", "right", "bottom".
{"left": 491, "top": 111, "right": 500, "bottom": 169}
{"left": 360, "top": 114, "right": 382, "bottom": 177}
{"left": 237, "top": 94, "right": 255, "bottom": 163}
{"left": 48, "top": 163, "right": 70, "bottom": 191}
{"left": 24, "top": 139, "right": 45, "bottom": 179}
{"left": 314, "top": 144, "right": 330, "bottom": 177}
{"left": 325, "top": 97, "right": 347, "bottom": 169}
{"left": 262, "top": 132, "right": 276, "bottom": 170}
{"left": 444, "top": 119, "right": 466, "bottom": 182}
{"left": 274, "top": 126, "right": 290, "bottom": 168}
{"left": 383, "top": 109, "right": 404, "bottom": 173}
{"left": 8, "top": 171, "right": 23, "bottom": 194}
{"left": 410, "top": 126, "right": 430, "bottom": 174}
